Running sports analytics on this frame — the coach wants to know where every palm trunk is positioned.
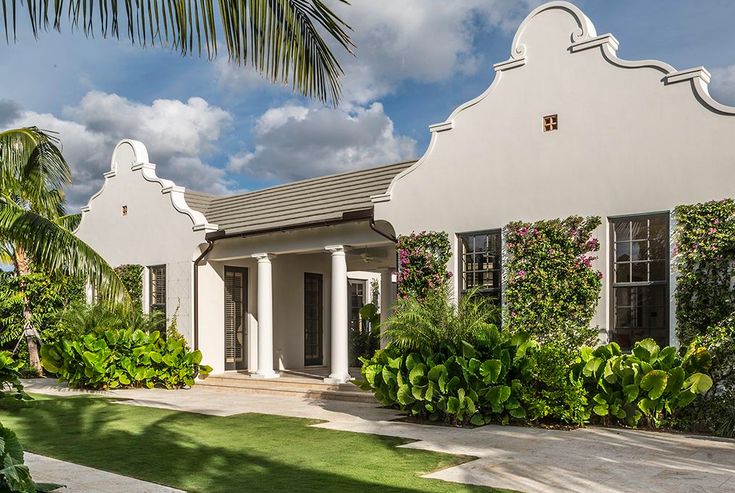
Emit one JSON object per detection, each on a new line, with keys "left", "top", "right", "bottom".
{"left": 15, "top": 248, "right": 42, "bottom": 375}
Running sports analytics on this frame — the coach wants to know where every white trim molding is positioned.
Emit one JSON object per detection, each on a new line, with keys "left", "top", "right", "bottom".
{"left": 373, "top": 0, "right": 735, "bottom": 208}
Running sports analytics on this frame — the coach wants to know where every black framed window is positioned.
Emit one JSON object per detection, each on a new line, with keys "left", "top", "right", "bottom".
{"left": 459, "top": 230, "right": 502, "bottom": 301}
{"left": 610, "top": 214, "right": 669, "bottom": 348}
{"left": 148, "top": 265, "right": 167, "bottom": 331}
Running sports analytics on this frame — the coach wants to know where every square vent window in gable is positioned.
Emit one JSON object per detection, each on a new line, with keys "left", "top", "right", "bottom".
{"left": 543, "top": 114, "right": 558, "bottom": 132}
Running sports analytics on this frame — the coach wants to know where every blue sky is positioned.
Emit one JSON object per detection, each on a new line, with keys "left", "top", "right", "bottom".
{"left": 2, "top": 0, "right": 735, "bottom": 210}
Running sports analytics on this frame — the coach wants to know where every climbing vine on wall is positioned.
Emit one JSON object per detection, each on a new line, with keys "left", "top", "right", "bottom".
{"left": 396, "top": 231, "right": 452, "bottom": 299}
{"left": 505, "top": 216, "right": 602, "bottom": 351}
{"left": 114, "top": 264, "right": 144, "bottom": 311}
{"left": 674, "top": 199, "right": 735, "bottom": 345}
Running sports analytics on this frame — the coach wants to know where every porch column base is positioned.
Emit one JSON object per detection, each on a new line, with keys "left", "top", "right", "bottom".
{"left": 323, "top": 374, "right": 352, "bottom": 385}
{"left": 252, "top": 371, "right": 280, "bottom": 379}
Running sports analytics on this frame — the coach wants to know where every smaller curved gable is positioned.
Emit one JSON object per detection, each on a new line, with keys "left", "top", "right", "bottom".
{"left": 78, "top": 139, "right": 217, "bottom": 233}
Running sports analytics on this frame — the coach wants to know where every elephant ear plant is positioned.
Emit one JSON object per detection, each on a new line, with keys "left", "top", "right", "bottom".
{"left": 41, "top": 329, "right": 212, "bottom": 390}
{"left": 575, "top": 338, "right": 713, "bottom": 428}
{"left": 358, "top": 329, "right": 536, "bottom": 426}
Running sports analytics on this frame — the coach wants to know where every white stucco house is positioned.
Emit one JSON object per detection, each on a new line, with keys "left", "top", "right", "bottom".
{"left": 76, "top": 1, "right": 735, "bottom": 381}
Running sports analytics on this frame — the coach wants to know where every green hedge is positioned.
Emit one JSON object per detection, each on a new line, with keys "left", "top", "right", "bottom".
{"left": 505, "top": 216, "right": 602, "bottom": 351}
{"left": 396, "top": 232, "right": 452, "bottom": 299}
{"left": 40, "top": 329, "right": 212, "bottom": 390}
{"left": 358, "top": 328, "right": 536, "bottom": 426}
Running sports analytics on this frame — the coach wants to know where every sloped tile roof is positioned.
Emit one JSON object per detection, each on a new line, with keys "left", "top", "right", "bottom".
{"left": 184, "top": 161, "right": 414, "bottom": 235}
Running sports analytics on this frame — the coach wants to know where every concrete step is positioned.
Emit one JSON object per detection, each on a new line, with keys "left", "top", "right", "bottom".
{"left": 197, "top": 375, "right": 377, "bottom": 404}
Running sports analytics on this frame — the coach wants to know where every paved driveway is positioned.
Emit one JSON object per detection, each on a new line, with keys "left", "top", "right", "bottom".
{"left": 21, "top": 379, "right": 735, "bottom": 493}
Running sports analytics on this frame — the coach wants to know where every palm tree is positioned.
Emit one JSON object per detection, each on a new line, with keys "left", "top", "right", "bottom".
{"left": 0, "top": 127, "right": 128, "bottom": 373}
{"left": 1, "top": 0, "right": 353, "bottom": 105}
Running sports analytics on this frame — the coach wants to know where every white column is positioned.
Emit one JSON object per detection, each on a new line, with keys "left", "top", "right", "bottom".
{"left": 379, "top": 268, "right": 395, "bottom": 349}
{"left": 252, "top": 253, "right": 278, "bottom": 379}
{"left": 325, "top": 245, "right": 350, "bottom": 384}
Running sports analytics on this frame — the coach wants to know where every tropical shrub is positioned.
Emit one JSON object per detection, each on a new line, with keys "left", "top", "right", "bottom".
{"left": 114, "top": 264, "right": 144, "bottom": 311}
{"left": 0, "top": 271, "right": 85, "bottom": 373}
{"left": 0, "top": 351, "right": 27, "bottom": 401}
{"left": 575, "top": 338, "right": 713, "bottom": 428}
{"left": 505, "top": 216, "right": 602, "bottom": 351}
{"left": 40, "top": 329, "right": 212, "bottom": 390}
{"left": 396, "top": 231, "right": 452, "bottom": 299}
{"left": 518, "top": 342, "right": 590, "bottom": 425}
{"left": 383, "top": 286, "right": 500, "bottom": 351}
{"left": 358, "top": 328, "right": 536, "bottom": 426}
{"left": 673, "top": 200, "right": 735, "bottom": 436}
{"left": 54, "top": 302, "right": 166, "bottom": 343}
{"left": 674, "top": 199, "right": 735, "bottom": 344}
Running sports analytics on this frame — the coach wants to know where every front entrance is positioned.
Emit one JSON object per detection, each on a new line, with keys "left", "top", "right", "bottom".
{"left": 224, "top": 266, "right": 248, "bottom": 370}
{"left": 304, "top": 273, "right": 324, "bottom": 366}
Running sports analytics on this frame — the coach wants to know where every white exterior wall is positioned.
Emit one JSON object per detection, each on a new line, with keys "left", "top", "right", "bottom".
{"left": 75, "top": 140, "right": 216, "bottom": 346}
{"left": 374, "top": 2, "right": 735, "bottom": 341}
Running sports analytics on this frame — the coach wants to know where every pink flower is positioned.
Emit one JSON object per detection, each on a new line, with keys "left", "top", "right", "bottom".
{"left": 709, "top": 227, "right": 718, "bottom": 234}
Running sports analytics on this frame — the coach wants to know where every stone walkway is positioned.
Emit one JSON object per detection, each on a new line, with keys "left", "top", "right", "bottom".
{"left": 24, "top": 453, "right": 183, "bottom": 493}
{"left": 21, "top": 378, "right": 735, "bottom": 493}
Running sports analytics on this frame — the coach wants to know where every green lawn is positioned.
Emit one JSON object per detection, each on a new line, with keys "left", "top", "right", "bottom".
{"left": 0, "top": 395, "right": 509, "bottom": 493}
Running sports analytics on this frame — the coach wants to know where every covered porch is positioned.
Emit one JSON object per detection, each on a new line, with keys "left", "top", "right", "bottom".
{"left": 195, "top": 219, "right": 398, "bottom": 382}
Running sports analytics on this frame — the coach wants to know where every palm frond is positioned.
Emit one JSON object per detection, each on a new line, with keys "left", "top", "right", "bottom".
{"left": 384, "top": 286, "right": 500, "bottom": 352}
{"left": 0, "top": 199, "right": 129, "bottom": 303}
{"left": 1, "top": 0, "right": 353, "bottom": 105}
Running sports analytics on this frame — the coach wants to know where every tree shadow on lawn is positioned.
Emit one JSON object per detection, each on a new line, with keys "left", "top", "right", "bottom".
{"left": 0, "top": 396, "right": 502, "bottom": 493}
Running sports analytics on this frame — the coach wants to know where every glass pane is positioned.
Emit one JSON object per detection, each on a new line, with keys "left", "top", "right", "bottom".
{"left": 650, "top": 260, "right": 667, "bottom": 281}
{"left": 462, "top": 237, "right": 473, "bottom": 254}
{"left": 645, "top": 285, "right": 666, "bottom": 306}
{"left": 615, "top": 242, "right": 631, "bottom": 262}
{"left": 630, "top": 218, "right": 648, "bottom": 240}
{"left": 630, "top": 241, "right": 648, "bottom": 261}
{"left": 473, "top": 236, "right": 487, "bottom": 253}
{"left": 649, "top": 239, "right": 667, "bottom": 261}
{"left": 615, "top": 263, "right": 630, "bottom": 283}
{"left": 491, "top": 269, "right": 501, "bottom": 289}
{"left": 615, "top": 287, "right": 631, "bottom": 307}
{"left": 632, "top": 262, "right": 648, "bottom": 282}
{"left": 616, "top": 308, "right": 632, "bottom": 328}
{"left": 615, "top": 220, "right": 630, "bottom": 241}
{"left": 649, "top": 215, "right": 667, "bottom": 239}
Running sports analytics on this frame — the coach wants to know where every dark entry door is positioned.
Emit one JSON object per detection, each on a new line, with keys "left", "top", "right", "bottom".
{"left": 304, "top": 273, "right": 324, "bottom": 366}
{"left": 224, "top": 267, "right": 248, "bottom": 370}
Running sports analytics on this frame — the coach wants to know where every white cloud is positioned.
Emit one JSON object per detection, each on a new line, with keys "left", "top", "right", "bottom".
{"left": 7, "top": 92, "right": 237, "bottom": 209}
{"left": 213, "top": 0, "right": 542, "bottom": 105}
{"left": 228, "top": 102, "right": 417, "bottom": 181}
{"left": 709, "top": 65, "right": 735, "bottom": 106}
{"left": 333, "top": 0, "right": 543, "bottom": 104}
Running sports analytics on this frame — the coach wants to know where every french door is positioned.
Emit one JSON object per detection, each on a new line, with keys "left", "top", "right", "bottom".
{"left": 304, "top": 273, "right": 324, "bottom": 366}
{"left": 224, "top": 267, "right": 248, "bottom": 371}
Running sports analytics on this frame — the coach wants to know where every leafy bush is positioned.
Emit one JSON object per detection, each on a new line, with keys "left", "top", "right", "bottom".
{"left": 518, "top": 343, "right": 589, "bottom": 425}
{"left": 396, "top": 232, "right": 452, "bottom": 299}
{"left": 0, "top": 351, "right": 28, "bottom": 402}
{"left": 0, "top": 272, "right": 85, "bottom": 373}
{"left": 40, "top": 329, "right": 212, "bottom": 390}
{"left": 114, "top": 264, "right": 144, "bottom": 311}
{"left": 54, "top": 302, "right": 166, "bottom": 343}
{"left": 575, "top": 339, "right": 713, "bottom": 428}
{"left": 505, "top": 216, "right": 602, "bottom": 351}
{"left": 358, "top": 328, "right": 536, "bottom": 426}
{"left": 384, "top": 286, "right": 500, "bottom": 352}
{"left": 674, "top": 199, "right": 735, "bottom": 344}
